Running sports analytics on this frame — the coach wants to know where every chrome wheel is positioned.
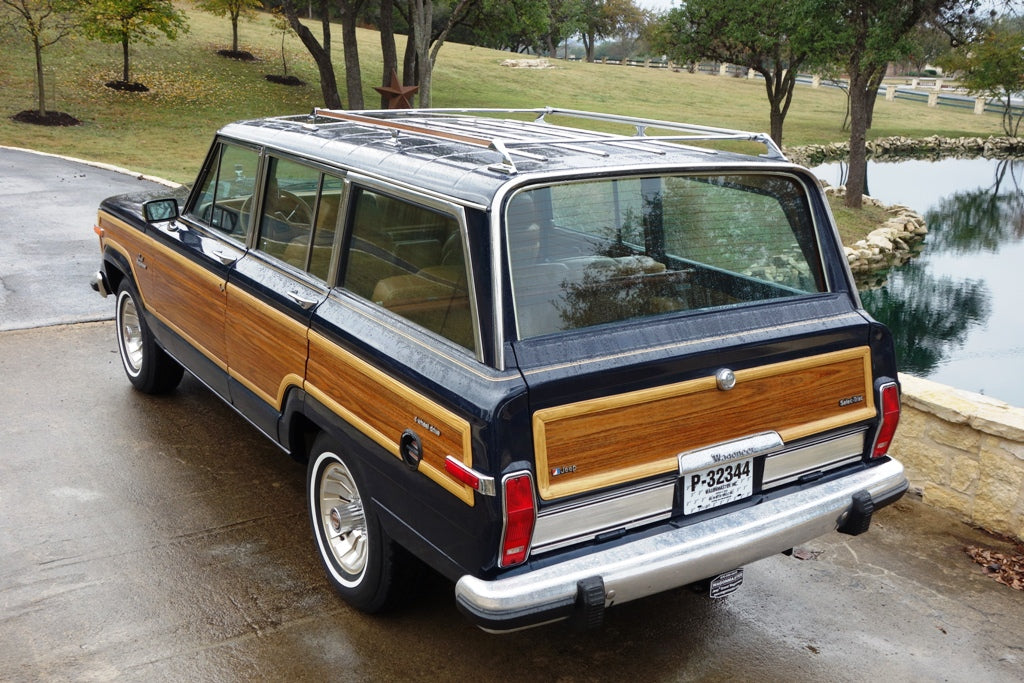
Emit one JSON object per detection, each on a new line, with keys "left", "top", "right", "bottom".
{"left": 117, "top": 289, "right": 144, "bottom": 377}
{"left": 317, "top": 455, "right": 369, "bottom": 579}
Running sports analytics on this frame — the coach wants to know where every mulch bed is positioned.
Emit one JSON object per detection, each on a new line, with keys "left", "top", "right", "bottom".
{"left": 265, "top": 74, "right": 304, "bottom": 86}
{"left": 105, "top": 80, "right": 149, "bottom": 92}
{"left": 11, "top": 110, "right": 80, "bottom": 126}
{"left": 218, "top": 49, "right": 256, "bottom": 61}
{"left": 965, "top": 544, "right": 1024, "bottom": 590}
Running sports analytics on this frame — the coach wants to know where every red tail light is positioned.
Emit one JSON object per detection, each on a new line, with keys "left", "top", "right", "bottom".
{"left": 871, "top": 382, "right": 901, "bottom": 458}
{"left": 499, "top": 472, "right": 536, "bottom": 567}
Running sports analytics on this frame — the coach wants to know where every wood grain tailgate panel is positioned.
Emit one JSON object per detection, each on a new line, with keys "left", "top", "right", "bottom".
{"left": 534, "top": 347, "right": 876, "bottom": 500}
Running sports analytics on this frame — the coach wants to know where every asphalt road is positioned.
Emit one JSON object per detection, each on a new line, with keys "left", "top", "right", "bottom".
{"left": 2, "top": 149, "right": 1023, "bottom": 681}
{"left": 0, "top": 147, "right": 175, "bottom": 331}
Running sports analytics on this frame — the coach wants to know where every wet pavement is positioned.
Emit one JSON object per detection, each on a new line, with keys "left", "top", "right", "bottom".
{"left": 2, "top": 150, "right": 1024, "bottom": 681}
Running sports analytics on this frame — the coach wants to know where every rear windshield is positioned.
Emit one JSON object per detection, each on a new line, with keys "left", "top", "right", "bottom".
{"left": 506, "top": 173, "right": 828, "bottom": 339}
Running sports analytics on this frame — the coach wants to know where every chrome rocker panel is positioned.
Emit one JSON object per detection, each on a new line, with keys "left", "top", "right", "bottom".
{"left": 456, "top": 458, "right": 907, "bottom": 632}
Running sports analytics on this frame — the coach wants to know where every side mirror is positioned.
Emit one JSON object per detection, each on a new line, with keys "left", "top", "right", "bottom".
{"left": 143, "top": 198, "right": 179, "bottom": 223}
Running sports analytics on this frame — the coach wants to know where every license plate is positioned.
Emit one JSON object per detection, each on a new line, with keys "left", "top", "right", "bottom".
{"left": 682, "top": 457, "right": 753, "bottom": 514}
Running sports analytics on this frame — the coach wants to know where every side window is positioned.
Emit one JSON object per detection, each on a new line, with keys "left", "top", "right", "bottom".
{"left": 253, "top": 159, "right": 342, "bottom": 281}
{"left": 186, "top": 142, "right": 259, "bottom": 240}
{"left": 342, "top": 188, "right": 475, "bottom": 353}
{"left": 257, "top": 157, "right": 317, "bottom": 271}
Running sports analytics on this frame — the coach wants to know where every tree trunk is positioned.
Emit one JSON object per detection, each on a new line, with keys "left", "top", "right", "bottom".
{"left": 122, "top": 36, "right": 130, "bottom": 83}
{"left": 339, "top": 1, "right": 365, "bottom": 109}
{"left": 283, "top": 0, "right": 342, "bottom": 108}
{"left": 34, "top": 39, "right": 47, "bottom": 116}
{"left": 231, "top": 17, "right": 239, "bottom": 52}
{"left": 411, "top": 0, "right": 432, "bottom": 107}
{"left": 379, "top": 0, "right": 398, "bottom": 108}
{"left": 845, "top": 71, "right": 871, "bottom": 209}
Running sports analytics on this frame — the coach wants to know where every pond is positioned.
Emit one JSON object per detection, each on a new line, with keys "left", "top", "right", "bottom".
{"left": 812, "top": 156, "right": 1024, "bottom": 407}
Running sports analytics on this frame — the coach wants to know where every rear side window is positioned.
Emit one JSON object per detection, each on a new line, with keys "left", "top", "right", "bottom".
{"left": 342, "top": 188, "right": 476, "bottom": 354}
{"left": 507, "top": 174, "right": 827, "bottom": 338}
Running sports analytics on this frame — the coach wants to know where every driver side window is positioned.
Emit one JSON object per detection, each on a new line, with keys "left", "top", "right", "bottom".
{"left": 187, "top": 142, "right": 259, "bottom": 240}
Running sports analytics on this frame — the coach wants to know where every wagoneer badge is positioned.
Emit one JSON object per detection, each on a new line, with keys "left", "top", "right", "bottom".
{"left": 716, "top": 368, "right": 737, "bottom": 391}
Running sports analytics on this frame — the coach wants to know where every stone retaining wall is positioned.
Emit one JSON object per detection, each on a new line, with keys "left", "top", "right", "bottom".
{"left": 892, "top": 374, "right": 1024, "bottom": 543}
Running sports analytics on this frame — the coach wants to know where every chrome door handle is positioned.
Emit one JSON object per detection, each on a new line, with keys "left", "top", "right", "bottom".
{"left": 287, "top": 290, "right": 319, "bottom": 310}
{"left": 211, "top": 248, "right": 237, "bottom": 265}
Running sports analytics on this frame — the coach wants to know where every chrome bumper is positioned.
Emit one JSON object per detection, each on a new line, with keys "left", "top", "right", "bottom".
{"left": 90, "top": 270, "right": 111, "bottom": 298}
{"left": 456, "top": 459, "right": 907, "bottom": 632}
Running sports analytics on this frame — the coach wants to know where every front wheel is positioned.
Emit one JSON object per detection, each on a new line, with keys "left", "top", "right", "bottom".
{"left": 307, "top": 434, "right": 408, "bottom": 613}
{"left": 115, "top": 281, "right": 184, "bottom": 394}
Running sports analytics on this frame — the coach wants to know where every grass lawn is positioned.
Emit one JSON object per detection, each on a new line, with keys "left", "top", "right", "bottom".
{"left": 0, "top": 4, "right": 1009, "bottom": 241}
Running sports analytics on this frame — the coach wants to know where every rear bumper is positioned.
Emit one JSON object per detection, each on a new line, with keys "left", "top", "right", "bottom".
{"left": 455, "top": 458, "right": 907, "bottom": 632}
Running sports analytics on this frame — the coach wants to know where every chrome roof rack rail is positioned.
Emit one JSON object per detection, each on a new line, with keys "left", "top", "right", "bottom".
{"left": 307, "top": 106, "right": 787, "bottom": 163}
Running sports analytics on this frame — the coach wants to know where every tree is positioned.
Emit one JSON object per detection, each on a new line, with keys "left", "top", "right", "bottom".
{"left": 941, "top": 18, "right": 1024, "bottom": 136}
{"left": 408, "top": 0, "right": 477, "bottom": 107}
{"left": 0, "top": 0, "right": 83, "bottom": 116}
{"left": 277, "top": 0, "right": 341, "bottom": 107}
{"left": 448, "top": 0, "right": 550, "bottom": 53}
{"left": 545, "top": 0, "right": 586, "bottom": 58}
{"left": 80, "top": 0, "right": 188, "bottom": 87}
{"left": 579, "top": 0, "right": 644, "bottom": 63}
{"left": 653, "top": 0, "right": 830, "bottom": 147}
{"left": 821, "top": 0, "right": 982, "bottom": 209}
{"left": 195, "top": 0, "right": 261, "bottom": 54}
{"left": 903, "top": 23, "right": 955, "bottom": 75}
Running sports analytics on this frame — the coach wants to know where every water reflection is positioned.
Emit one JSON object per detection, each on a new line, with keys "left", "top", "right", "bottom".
{"left": 923, "top": 160, "right": 1024, "bottom": 254}
{"left": 813, "top": 156, "right": 1024, "bottom": 405}
{"left": 859, "top": 262, "right": 989, "bottom": 375}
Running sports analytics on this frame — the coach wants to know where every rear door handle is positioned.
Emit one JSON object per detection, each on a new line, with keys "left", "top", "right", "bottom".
{"left": 211, "top": 248, "right": 237, "bottom": 265}
{"left": 287, "top": 290, "right": 319, "bottom": 310}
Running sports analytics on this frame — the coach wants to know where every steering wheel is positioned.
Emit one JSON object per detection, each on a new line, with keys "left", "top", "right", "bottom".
{"left": 269, "top": 189, "right": 313, "bottom": 224}
{"left": 240, "top": 189, "right": 313, "bottom": 226}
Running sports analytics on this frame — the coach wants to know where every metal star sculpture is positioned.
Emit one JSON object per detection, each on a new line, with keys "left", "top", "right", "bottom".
{"left": 374, "top": 70, "right": 419, "bottom": 109}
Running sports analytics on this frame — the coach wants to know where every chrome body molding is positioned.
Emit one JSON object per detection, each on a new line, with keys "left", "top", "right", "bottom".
{"left": 762, "top": 429, "right": 866, "bottom": 488}
{"left": 532, "top": 478, "right": 676, "bottom": 555}
{"left": 455, "top": 458, "right": 906, "bottom": 631}
{"left": 532, "top": 429, "right": 864, "bottom": 555}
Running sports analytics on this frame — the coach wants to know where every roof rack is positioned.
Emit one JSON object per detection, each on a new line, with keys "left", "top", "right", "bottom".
{"left": 309, "top": 107, "right": 787, "bottom": 174}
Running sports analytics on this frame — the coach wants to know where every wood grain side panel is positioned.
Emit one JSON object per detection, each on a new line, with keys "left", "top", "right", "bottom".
{"left": 150, "top": 248, "right": 227, "bottom": 364}
{"left": 534, "top": 347, "right": 876, "bottom": 500}
{"left": 225, "top": 285, "right": 308, "bottom": 407}
{"left": 100, "top": 213, "right": 227, "bottom": 369}
{"left": 306, "top": 331, "right": 475, "bottom": 506}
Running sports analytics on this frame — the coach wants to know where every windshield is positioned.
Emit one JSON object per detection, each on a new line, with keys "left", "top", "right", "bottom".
{"left": 506, "top": 173, "right": 828, "bottom": 339}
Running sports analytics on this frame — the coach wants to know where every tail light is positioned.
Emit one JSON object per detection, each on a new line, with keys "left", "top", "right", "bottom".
{"left": 870, "top": 382, "right": 901, "bottom": 458}
{"left": 498, "top": 472, "right": 536, "bottom": 567}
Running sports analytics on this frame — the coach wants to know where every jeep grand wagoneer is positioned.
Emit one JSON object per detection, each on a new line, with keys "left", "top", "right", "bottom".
{"left": 92, "top": 107, "right": 907, "bottom": 631}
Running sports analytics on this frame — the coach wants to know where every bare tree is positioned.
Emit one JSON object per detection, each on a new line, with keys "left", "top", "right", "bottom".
{"left": 1, "top": 0, "right": 82, "bottom": 116}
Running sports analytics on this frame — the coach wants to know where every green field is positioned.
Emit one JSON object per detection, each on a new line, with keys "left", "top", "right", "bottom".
{"left": 0, "top": 5, "right": 1008, "bottom": 185}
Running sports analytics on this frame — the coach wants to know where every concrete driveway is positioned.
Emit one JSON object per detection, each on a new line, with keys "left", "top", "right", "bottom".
{"left": 1, "top": 149, "right": 1023, "bottom": 681}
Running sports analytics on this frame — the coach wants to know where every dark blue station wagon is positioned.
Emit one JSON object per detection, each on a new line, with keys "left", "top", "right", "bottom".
{"left": 92, "top": 108, "right": 907, "bottom": 632}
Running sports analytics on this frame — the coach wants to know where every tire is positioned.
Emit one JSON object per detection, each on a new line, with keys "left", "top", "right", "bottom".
{"left": 115, "top": 280, "right": 184, "bottom": 394}
{"left": 307, "top": 433, "right": 407, "bottom": 613}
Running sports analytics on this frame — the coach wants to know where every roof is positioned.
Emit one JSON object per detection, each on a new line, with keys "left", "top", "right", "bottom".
{"left": 217, "top": 107, "right": 789, "bottom": 208}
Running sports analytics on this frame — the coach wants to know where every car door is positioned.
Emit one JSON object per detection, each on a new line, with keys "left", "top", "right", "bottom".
{"left": 147, "top": 139, "right": 259, "bottom": 399}
{"left": 224, "top": 156, "right": 338, "bottom": 439}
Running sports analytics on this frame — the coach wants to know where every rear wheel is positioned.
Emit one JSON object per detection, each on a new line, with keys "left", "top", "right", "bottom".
{"left": 115, "top": 280, "right": 184, "bottom": 394}
{"left": 307, "top": 433, "right": 407, "bottom": 613}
